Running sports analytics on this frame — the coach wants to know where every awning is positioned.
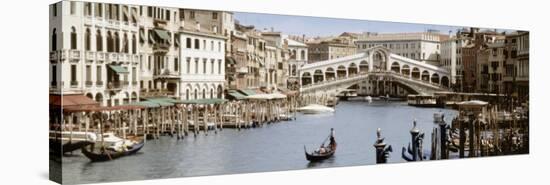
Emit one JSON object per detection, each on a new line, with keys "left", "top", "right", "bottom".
{"left": 64, "top": 104, "right": 145, "bottom": 112}
{"left": 246, "top": 93, "right": 287, "bottom": 100}
{"left": 145, "top": 97, "right": 179, "bottom": 106}
{"left": 109, "top": 65, "right": 129, "bottom": 74}
{"left": 180, "top": 98, "right": 227, "bottom": 105}
{"left": 226, "top": 57, "right": 236, "bottom": 65}
{"left": 154, "top": 29, "right": 171, "bottom": 41}
{"left": 139, "top": 29, "right": 145, "bottom": 43}
{"left": 227, "top": 91, "right": 247, "bottom": 100}
{"left": 278, "top": 87, "right": 299, "bottom": 96}
{"left": 239, "top": 89, "right": 257, "bottom": 96}
{"left": 50, "top": 94, "right": 99, "bottom": 108}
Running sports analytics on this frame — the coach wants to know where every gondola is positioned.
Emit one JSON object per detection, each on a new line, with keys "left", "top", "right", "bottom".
{"left": 81, "top": 140, "right": 145, "bottom": 162}
{"left": 304, "top": 133, "right": 337, "bottom": 162}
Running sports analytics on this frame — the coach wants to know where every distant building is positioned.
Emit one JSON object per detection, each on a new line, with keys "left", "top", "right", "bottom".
{"left": 307, "top": 37, "right": 356, "bottom": 63}
{"left": 355, "top": 32, "right": 445, "bottom": 66}
{"left": 477, "top": 35, "right": 506, "bottom": 93}
{"left": 461, "top": 28, "right": 503, "bottom": 93}
{"left": 440, "top": 30, "right": 470, "bottom": 90}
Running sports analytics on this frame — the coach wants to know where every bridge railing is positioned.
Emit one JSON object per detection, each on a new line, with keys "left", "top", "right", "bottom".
{"left": 301, "top": 71, "right": 449, "bottom": 90}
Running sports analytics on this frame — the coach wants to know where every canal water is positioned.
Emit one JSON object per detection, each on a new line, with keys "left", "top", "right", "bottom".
{"left": 61, "top": 100, "right": 458, "bottom": 184}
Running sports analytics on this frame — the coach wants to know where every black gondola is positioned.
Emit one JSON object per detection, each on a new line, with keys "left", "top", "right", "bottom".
{"left": 304, "top": 131, "right": 337, "bottom": 162}
{"left": 81, "top": 140, "right": 145, "bottom": 162}
{"left": 49, "top": 139, "right": 94, "bottom": 154}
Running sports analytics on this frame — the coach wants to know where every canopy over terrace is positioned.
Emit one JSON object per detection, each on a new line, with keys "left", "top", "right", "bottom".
{"left": 226, "top": 90, "right": 248, "bottom": 100}
{"left": 49, "top": 94, "right": 99, "bottom": 109}
{"left": 63, "top": 104, "right": 145, "bottom": 113}
{"left": 180, "top": 98, "right": 227, "bottom": 105}
{"left": 246, "top": 93, "right": 287, "bottom": 100}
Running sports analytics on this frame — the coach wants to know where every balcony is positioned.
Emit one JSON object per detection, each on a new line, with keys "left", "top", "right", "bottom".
{"left": 96, "top": 81, "right": 104, "bottom": 86}
{"left": 107, "top": 81, "right": 122, "bottom": 90}
{"left": 153, "top": 43, "right": 170, "bottom": 53}
{"left": 70, "top": 50, "right": 81, "bottom": 60}
{"left": 237, "top": 67, "right": 248, "bottom": 74}
{"left": 70, "top": 81, "right": 78, "bottom": 87}
{"left": 85, "top": 81, "right": 93, "bottom": 87}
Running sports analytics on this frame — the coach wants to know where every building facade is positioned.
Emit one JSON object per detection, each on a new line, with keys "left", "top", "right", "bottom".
{"left": 503, "top": 31, "right": 529, "bottom": 101}
{"left": 178, "top": 28, "right": 226, "bottom": 100}
{"left": 440, "top": 31, "right": 470, "bottom": 91}
{"left": 50, "top": 1, "right": 235, "bottom": 105}
{"left": 356, "top": 32, "right": 444, "bottom": 66}
{"left": 49, "top": 1, "right": 141, "bottom": 106}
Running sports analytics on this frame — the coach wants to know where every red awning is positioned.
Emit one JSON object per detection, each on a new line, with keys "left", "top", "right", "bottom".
{"left": 49, "top": 94, "right": 99, "bottom": 108}
{"left": 63, "top": 104, "right": 145, "bottom": 113}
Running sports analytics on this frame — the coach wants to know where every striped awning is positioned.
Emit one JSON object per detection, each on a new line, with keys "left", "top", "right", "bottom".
{"left": 108, "top": 65, "right": 129, "bottom": 74}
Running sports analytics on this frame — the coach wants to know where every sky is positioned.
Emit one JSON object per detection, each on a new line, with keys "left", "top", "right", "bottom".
{"left": 234, "top": 12, "right": 475, "bottom": 37}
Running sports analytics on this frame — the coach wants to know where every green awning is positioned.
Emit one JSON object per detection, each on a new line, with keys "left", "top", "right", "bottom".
{"left": 145, "top": 97, "right": 178, "bottom": 106}
{"left": 109, "top": 65, "right": 129, "bottom": 74}
{"left": 226, "top": 57, "right": 236, "bottom": 65}
{"left": 180, "top": 98, "right": 227, "bottom": 105}
{"left": 154, "top": 29, "right": 171, "bottom": 41}
{"left": 228, "top": 91, "right": 247, "bottom": 100}
{"left": 239, "top": 89, "right": 256, "bottom": 96}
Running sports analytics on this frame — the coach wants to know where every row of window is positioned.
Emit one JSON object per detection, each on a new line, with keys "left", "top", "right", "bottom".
{"left": 184, "top": 57, "right": 223, "bottom": 75}
{"left": 183, "top": 37, "right": 223, "bottom": 52}
{"left": 53, "top": 2, "right": 221, "bottom": 23}
{"left": 51, "top": 27, "right": 137, "bottom": 54}
{"left": 51, "top": 64, "right": 137, "bottom": 86}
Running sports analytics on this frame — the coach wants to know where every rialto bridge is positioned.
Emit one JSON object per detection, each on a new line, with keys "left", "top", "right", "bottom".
{"left": 298, "top": 46, "right": 451, "bottom": 96}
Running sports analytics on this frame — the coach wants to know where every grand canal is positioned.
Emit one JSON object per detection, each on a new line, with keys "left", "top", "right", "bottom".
{"left": 61, "top": 100, "right": 458, "bottom": 184}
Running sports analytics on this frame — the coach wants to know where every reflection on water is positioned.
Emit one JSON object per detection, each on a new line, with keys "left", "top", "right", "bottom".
{"left": 60, "top": 101, "right": 457, "bottom": 184}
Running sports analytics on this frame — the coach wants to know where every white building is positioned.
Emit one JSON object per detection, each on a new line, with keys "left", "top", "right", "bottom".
{"left": 178, "top": 27, "right": 226, "bottom": 100}
{"left": 356, "top": 32, "right": 445, "bottom": 66}
{"left": 440, "top": 36, "right": 468, "bottom": 86}
{"left": 49, "top": 1, "right": 141, "bottom": 106}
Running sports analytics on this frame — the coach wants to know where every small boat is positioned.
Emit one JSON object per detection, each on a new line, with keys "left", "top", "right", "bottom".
{"left": 305, "top": 129, "right": 337, "bottom": 162}
{"left": 365, "top": 96, "right": 373, "bottom": 103}
{"left": 297, "top": 104, "right": 335, "bottom": 114}
{"left": 81, "top": 139, "right": 145, "bottom": 162}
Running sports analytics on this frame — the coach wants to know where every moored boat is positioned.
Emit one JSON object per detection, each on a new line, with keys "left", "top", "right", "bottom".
{"left": 81, "top": 139, "right": 145, "bottom": 162}
{"left": 297, "top": 104, "right": 335, "bottom": 114}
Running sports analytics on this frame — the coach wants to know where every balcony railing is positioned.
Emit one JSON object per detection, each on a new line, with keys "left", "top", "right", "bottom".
{"left": 132, "top": 81, "right": 138, "bottom": 86}
{"left": 70, "top": 81, "right": 78, "bottom": 87}
{"left": 107, "top": 81, "right": 122, "bottom": 90}
{"left": 85, "top": 81, "right": 93, "bottom": 87}
{"left": 96, "top": 81, "right": 104, "bottom": 86}
{"left": 153, "top": 43, "right": 170, "bottom": 53}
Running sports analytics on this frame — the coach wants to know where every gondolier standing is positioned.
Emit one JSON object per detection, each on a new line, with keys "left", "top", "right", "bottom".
{"left": 329, "top": 128, "right": 335, "bottom": 146}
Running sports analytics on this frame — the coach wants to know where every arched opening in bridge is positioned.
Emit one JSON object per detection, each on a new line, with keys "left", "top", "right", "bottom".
{"left": 411, "top": 67, "right": 420, "bottom": 79}
{"left": 348, "top": 63, "right": 358, "bottom": 76}
{"left": 313, "top": 70, "right": 324, "bottom": 84}
{"left": 421, "top": 70, "right": 430, "bottom": 82}
{"left": 371, "top": 49, "right": 388, "bottom": 71}
{"left": 441, "top": 76, "right": 450, "bottom": 87}
{"left": 336, "top": 65, "right": 346, "bottom": 79}
{"left": 431, "top": 73, "right": 440, "bottom": 84}
{"left": 325, "top": 67, "right": 335, "bottom": 81}
{"left": 401, "top": 65, "right": 410, "bottom": 76}
{"left": 391, "top": 62, "right": 400, "bottom": 73}
{"left": 301, "top": 72, "right": 312, "bottom": 86}
{"left": 359, "top": 60, "right": 368, "bottom": 73}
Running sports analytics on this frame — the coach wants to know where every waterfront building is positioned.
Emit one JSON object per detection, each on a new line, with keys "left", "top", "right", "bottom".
{"left": 461, "top": 29, "right": 502, "bottom": 93}
{"left": 49, "top": 1, "right": 141, "bottom": 106}
{"left": 355, "top": 31, "right": 446, "bottom": 66}
{"left": 178, "top": 24, "right": 226, "bottom": 100}
{"left": 476, "top": 35, "right": 506, "bottom": 94}
{"left": 286, "top": 37, "right": 308, "bottom": 90}
{"left": 49, "top": 1, "right": 234, "bottom": 104}
{"left": 226, "top": 30, "right": 248, "bottom": 90}
{"left": 261, "top": 31, "right": 291, "bottom": 90}
{"left": 440, "top": 30, "right": 470, "bottom": 90}
{"left": 503, "top": 31, "right": 529, "bottom": 101}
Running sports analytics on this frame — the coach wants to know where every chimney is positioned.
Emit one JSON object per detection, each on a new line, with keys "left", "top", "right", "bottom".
{"left": 302, "top": 34, "right": 305, "bottom": 42}
{"left": 196, "top": 21, "right": 200, "bottom": 31}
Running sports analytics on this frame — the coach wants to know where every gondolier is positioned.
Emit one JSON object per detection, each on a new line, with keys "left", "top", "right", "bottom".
{"left": 329, "top": 128, "right": 335, "bottom": 145}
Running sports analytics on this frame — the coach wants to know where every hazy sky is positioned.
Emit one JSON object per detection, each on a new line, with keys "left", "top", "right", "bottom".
{"left": 234, "top": 12, "right": 466, "bottom": 37}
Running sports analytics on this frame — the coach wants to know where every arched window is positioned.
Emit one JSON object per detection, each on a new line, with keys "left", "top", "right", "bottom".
{"left": 51, "top": 29, "right": 57, "bottom": 51}
{"left": 70, "top": 27, "right": 77, "bottom": 49}
{"left": 123, "top": 33, "right": 129, "bottom": 53}
{"left": 106, "top": 31, "right": 113, "bottom": 52}
{"left": 132, "top": 34, "right": 136, "bottom": 54}
{"left": 85, "top": 28, "right": 91, "bottom": 51}
{"left": 114, "top": 32, "right": 120, "bottom": 52}
{"left": 194, "top": 39, "right": 200, "bottom": 49}
{"left": 96, "top": 30, "right": 102, "bottom": 51}
{"left": 202, "top": 89, "right": 206, "bottom": 99}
